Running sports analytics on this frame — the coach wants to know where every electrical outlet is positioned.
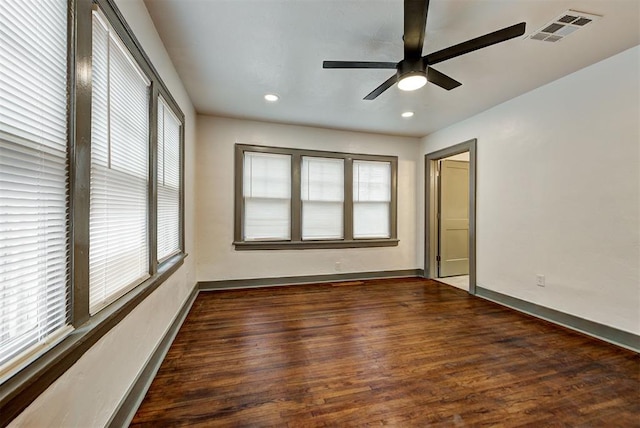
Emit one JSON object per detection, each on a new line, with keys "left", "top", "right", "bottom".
{"left": 335, "top": 261, "right": 342, "bottom": 272}
{"left": 536, "top": 274, "right": 545, "bottom": 287}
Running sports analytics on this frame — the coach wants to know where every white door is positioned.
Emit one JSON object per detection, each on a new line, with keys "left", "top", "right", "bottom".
{"left": 439, "top": 160, "right": 469, "bottom": 277}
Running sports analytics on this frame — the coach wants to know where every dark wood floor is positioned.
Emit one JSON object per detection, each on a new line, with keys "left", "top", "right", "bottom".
{"left": 131, "top": 277, "right": 640, "bottom": 427}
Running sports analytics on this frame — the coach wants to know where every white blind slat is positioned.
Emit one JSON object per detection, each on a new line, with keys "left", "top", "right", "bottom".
{"left": 0, "top": 0, "right": 70, "bottom": 371}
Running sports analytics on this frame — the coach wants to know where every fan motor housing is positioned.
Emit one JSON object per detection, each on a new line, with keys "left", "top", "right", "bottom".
{"left": 397, "top": 57, "right": 427, "bottom": 78}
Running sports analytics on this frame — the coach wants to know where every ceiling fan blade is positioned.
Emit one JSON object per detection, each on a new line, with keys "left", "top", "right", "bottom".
{"left": 425, "top": 22, "right": 526, "bottom": 65}
{"left": 364, "top": 74, "right": 398, "bottom": 100}
{"left": 404, "top": 0, "right": 430, "bottom": 58}
{"left": 427, "top": 67, "right": 462, "bottom": 90}
{"left": 323, "top": 61, "right": 397, "bottom": 69}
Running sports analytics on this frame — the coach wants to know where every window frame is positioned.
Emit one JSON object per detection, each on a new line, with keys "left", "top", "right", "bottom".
{"left": 156, "top": 96, "right": 184, "bottom": 263}
{"left": 242, "top": 151, "right": 293, "bottom": 241}
{"left": 234, "top": 144, "right": 398, "bottom": 250}
{"left": 301, "top": 156, "right": 345, "bottom": 241}
{"left": 89, "top": 7, "right": 153, "bottom": 313}
{"left": 0, "top": 0, "right": 186, "bottom": 424}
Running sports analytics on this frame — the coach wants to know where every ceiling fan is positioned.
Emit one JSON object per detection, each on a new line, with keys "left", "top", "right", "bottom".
{"left": 323, "top": 0, "right": 526, "bottom": 100}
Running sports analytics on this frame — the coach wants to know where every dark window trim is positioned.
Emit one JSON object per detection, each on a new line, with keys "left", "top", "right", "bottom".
{"left": 234, "top": 144, "right": 399, "bottom": 250}
{"left": 0, "top": 0, "right": 186, "bottom": 424}
{"left": 233, "top": 239, "right": 400, "bottom": 251}
{"left": 149, "top": 84, "right": 160, "bottom": 274}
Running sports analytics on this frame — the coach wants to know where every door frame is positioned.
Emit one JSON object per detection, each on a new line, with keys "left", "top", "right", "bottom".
{"left": 425, "top": 139, "right": 477, "bottom": 294}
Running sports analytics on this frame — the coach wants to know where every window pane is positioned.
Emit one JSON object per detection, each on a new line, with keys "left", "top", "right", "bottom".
{"left": 353, "top": 160, "right": 391, "bottom": 202}
{"left": 302, "top": 201, "right": 343, "bottom": 240}
{"left": 353, "top": 202, "right": 390, "bottom": 238}
{"left": 89, "top": 10, "right": 150, "bottom": 313}
{"left": 301, "top": 157, "right": 343, "bottom": 240}
{"left": 353, "top": 160, "right": 391, "bottom": 238}
{"left": 157, "top": 98, "right": 181, "bottom": 261}
{"left": 243, "top": 152, "right": 290, "bottom": 240}
{"left": 0, "top": 0, "right": 69, "bottom": 369}
{"left": 244, "top": 198, "right": 290, "bottom": 241}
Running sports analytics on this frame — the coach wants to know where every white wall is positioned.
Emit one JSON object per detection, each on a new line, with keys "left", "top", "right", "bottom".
{"left": 420, "top": 46, "right": 640, "bottom": 335}
{"left": 196, "top": 116, "right": 421, "bottom": 281}
{"left": 10, "top": 0, "right": 198, "bottom": 426}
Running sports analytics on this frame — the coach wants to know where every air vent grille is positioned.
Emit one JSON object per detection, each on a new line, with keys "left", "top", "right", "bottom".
{"left": 529, "top": 10, "right": 601, "bottom": 43}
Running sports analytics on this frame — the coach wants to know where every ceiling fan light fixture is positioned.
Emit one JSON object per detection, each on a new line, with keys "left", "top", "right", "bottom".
{"left": 322, "top": 0, "right": 526, "bottom": 100}
{"left": 398, "top": 73, "right": 427, "bottom": 91}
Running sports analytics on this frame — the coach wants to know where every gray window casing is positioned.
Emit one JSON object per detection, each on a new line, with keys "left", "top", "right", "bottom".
{"left": 234, "top": 144, "right": 399, "bottom": 250}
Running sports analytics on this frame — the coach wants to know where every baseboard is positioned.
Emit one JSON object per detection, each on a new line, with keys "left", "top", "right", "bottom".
{"left": 106, "top": 285, "right": 199, "bottom": 428}
{"left": 198, "top": 269, "right": 424, "bottom": 291}
{"left": 476, "top": 286, "right": 640, "bottom": 353}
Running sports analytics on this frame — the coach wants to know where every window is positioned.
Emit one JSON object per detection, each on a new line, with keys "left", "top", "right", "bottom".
{"left": 90, "top": 9, "right": 151, "bottom": 313}
{"left": 353, "top": 160, "right": 391, "bottom": 238}
{"left": 157, "top": 98, "right": 182, "bottom": 261}
{"left": 0, "top": 0, "right": 185, "bottom": 423}
{"left": 0, "top": 0, "right": 70, "bottom": 372}
{"left": 302, "top": 157, "right": 344, "bottom": 240}
{"left": 234, "top": 145, "right": 398, "bottom": 250}
{"left": 243, "top": 152, "right": 291, "bottom": 241}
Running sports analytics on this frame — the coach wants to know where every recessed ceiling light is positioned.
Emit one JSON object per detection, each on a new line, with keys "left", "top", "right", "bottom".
{"left": 264, "top": 94, "right": 279, "bottom": 102}
{"left": 401, "top": 111, "right": 414, "bottom": 118}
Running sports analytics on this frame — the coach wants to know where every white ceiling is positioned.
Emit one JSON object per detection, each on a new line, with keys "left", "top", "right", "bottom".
{"left": 142, "top": 0, "right": 639, "bottom": 137}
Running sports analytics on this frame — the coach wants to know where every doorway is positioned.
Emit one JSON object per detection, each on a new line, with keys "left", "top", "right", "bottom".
{"left": 425, "top": 139, "right": 476, "bottom": 294}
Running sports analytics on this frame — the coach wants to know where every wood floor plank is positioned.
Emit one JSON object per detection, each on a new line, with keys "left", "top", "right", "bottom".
{"left": 130, "top": 278, "right": 640, "bottom": 427}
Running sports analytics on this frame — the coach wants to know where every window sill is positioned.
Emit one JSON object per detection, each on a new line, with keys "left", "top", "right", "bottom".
{"left": 0, "top": 252, "right": 187, "bottom": 426}
{"left": 233, "top": 239, "right": 399, "bottom": 250}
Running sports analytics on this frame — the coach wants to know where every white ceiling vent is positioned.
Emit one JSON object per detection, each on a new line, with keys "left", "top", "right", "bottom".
{"left": 529, "top": 10, "right": 601, "bottom": 43}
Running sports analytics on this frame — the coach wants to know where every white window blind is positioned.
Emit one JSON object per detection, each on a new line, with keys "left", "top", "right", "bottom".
{"left": 301, "top": 157, "right": 344, "bottom": 240}
{"left": 243, "top": 152, "right": 291, "bottom": 240}
{"left": 353, "top": 160, "right": 391, "bottom": 238}
{"left": 157, "top": 98, "right": 181, "bottom": 261}
{"left": 90, "top": 10, "right": 150, "bottom": 313}
{"left": 0, "top": 0, "right": 70, "bottom": 369}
